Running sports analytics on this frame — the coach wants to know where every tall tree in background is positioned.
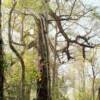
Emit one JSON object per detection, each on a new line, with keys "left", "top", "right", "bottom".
{"left": 0, "top": 0, "right": 4, "bottom": 99}
{"left": 8, "top": 2, "right": 26, "bottom": 100}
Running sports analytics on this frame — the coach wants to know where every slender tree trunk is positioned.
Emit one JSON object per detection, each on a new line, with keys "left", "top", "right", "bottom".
{"left": 25, "top": 84, "right": 31, "bottom": 100}
{"left": 0, "top": 0, "right": 4, "bottom": 99}
{"left": 98, "top": 88, "right": 100, "bottom": 100}
{"left": 8, "top": 2, "right": 25, "bottom": 100}
{"left": 92, "top": 66, "right": 95, "bottom": 100}
{"left": 52, "top": 33, "right": 58, "bottom": 99}
{"left": 92, "top": 77, "right": 95, "bottom": 100}
{"left": 82, "top": 68, "right": 85, "bottom": 92}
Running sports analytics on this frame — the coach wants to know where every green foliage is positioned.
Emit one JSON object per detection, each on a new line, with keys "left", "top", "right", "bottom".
{"left": 75, "top": 90, "right": 92, "bottom": 100}
{"left": 5, "top": 49, "right": 38, "bottom": 84}
{"left": 4, "top": 53, "right": 12, "bottom": 67}
{"left": 19, "top": 0, "right": 45, "bottom": 11}
{"left": 3, "top": 0, "right": 13, "bottom": 7}
{"left": 5, "top": 62, "right": 20, "bottom": 84}
{"left": 23, "top": 50, "right": 38, "bottom": 84}
{"left": 4, "top": 0, "right": 48, "bottom": 13}
{"left": 93, "top": 12, "right": 100, "bottom": 20}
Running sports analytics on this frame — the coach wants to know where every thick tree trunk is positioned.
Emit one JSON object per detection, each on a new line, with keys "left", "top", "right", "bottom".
{"left": 36, "top": 15, "right": 51, "bottom": 100}
{"left": 37, "top": 59, "right": 48, "bottom": 100}
{"left": 0, "top": 0, "right": 4, "bottom": 99}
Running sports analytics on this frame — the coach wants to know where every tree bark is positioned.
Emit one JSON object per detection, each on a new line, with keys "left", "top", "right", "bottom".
{"left": 36, "top": 15, "right": 51, "bottom": 100}
{"left": 0, "top": 0, "right": 4, "bottom": 99}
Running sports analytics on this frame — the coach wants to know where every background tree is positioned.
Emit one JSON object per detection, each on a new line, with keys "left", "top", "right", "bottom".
{"left": 0, "top": 0, "right": 4, "bottom": 99}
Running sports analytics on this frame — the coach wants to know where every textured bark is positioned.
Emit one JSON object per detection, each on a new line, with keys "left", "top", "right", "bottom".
{"left": 37, "top": 60, "right": 48, "bottom": 100}
{"left": 36, "top": 15, "right": 51, "bottom": 100}
{"left": 0, "top": 0, "right": 4, "bottom": 99}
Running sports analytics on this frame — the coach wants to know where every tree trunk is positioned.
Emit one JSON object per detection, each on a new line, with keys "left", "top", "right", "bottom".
{"left": 52, "top": 33, "right": 58, "bottom": 99}
{"left": 25, "top": 84, "right": 31, "bottom": 100}
{"left": 0, "top": 0, "right": 4, "bottom": 99}
{"left": 98, "top": 88, "right": 100, "bottom": 100}
{"left": 92, "top": 66, "right": 95, "bottom": 100}
{"left": 8, "top": 2, "right": 25, "bottom": 100}
{"left": 36, "top": 15, "right": 51, "bottom": 100}
{"left": 92, "top": 77, "right": 95, "bottom": 100}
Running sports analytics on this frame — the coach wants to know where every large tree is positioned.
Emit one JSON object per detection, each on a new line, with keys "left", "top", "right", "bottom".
{"left": 36, "top": 14, "right": 51, "bottom": 100}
